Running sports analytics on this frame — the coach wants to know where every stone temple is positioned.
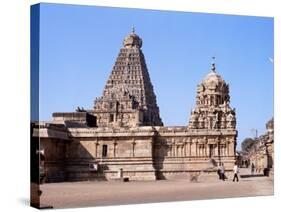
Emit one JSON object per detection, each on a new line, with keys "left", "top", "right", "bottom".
{"left": 33, "top": 29, "right": 237, "bottom": 182}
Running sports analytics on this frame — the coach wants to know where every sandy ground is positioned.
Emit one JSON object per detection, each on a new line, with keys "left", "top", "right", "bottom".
{"left": 40, "top": 168, "right": 273, "bottom": 208}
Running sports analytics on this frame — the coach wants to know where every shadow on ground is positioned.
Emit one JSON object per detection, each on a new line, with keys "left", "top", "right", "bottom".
{"left": 240, "top": 174, "right": 265, "bottom": 178}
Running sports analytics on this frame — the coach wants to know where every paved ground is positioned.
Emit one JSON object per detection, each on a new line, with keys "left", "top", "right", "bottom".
{"left": 40, "top": 168, "right": 273, "bottom": 209}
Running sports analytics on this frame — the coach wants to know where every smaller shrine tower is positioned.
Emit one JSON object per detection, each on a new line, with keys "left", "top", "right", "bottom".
{"left": 188, "top": 58, "right": 236, "bottom": 130}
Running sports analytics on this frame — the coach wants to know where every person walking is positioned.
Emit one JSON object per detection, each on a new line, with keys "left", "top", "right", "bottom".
{"left": 251, "top": 163, "right": 255, "bottom": 175}
{"left": 217, "top": 164, "right": 221, "bottom": 180}
{"left": 233, "top": 163, "right": 239, "bottom": 182}
{"left": 221, "top": 163, "right": 225, "bottom": 181}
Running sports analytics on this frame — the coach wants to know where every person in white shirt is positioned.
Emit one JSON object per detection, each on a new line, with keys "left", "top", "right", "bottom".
{"left": 220, "top": 163, "right": 225, "bottom": 181}
{"left": 233, "top": 163, "right": 239, "bottom": 182}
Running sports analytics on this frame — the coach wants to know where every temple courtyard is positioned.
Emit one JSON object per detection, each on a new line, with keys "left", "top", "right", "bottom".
{"left": 40, "top": 168, "right": 273, "bottom": 208}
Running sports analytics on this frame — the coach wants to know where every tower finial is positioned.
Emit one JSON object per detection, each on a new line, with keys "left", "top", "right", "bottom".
{"left": 132, "top": 26, "right": 135, "bottom": 34}
{"left": 211, "top": 56, "right": 216, "bottom": 72}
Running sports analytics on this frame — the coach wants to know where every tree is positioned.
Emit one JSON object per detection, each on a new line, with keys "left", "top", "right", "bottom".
{"left": 241, "top": 138, "right": 255, "bottom": 152}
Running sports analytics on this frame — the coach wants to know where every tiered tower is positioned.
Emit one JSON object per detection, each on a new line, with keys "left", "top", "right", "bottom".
{"left": 93, "top": 28, "right": 163, "bottom": 127}
{"left": 188, "top": 59, "right": 236, "bottom": 130}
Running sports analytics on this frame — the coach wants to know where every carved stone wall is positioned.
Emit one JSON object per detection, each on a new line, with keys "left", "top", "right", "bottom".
{"left": 93, "top": 29, "right": 162, "bottom": 128}
{"left": 36, "top": 125, "right": 236, "bottom": 182}
{"left": 188, "top": 62, "right": 236, "bottom": 131}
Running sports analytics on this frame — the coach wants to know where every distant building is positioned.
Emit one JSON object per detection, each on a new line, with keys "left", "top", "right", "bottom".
{"left": 32, "top": 29, "right": 237, "bottom": 182}
{"left": 247, "top": 118, "right": 274, "bottom": 176}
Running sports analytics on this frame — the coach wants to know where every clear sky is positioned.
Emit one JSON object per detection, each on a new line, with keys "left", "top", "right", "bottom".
{"left": 37, "top": 3, "right": 274, "bottom": 150}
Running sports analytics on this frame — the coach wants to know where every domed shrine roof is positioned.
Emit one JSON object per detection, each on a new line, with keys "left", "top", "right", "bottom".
{"left": 123, "top": 27, "right": 142, "bottom": 48}
{"left": 202, "top": 62, "right": 225, "bottom": 86}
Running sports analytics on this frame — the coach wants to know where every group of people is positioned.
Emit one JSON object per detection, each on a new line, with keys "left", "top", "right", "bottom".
{"left": 217, "top": 163, "right": 239, "bottom": 182}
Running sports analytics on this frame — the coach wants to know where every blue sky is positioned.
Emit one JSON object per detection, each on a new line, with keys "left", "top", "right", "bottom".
{"left": 37, "top": 3, "right": 274, "bottom": 149}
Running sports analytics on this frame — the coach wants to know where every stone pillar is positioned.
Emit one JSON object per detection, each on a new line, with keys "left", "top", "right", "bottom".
{"left": 170, "top": 142, "right": 173, "bottom": 157}
{"left": 190, "top": 140, "right": 194, "bottom": 156}
{"left": 173, "top": 143, "right": 176, "bottom": 157}
{"left": 226, "top": 141, "right": 229, "bottom": 156}
{"left": 132, "top": 139, "right": 136, "bottom": 157}
{"left": 215, "top": 138, "right": 219, "bottom": 157}
{"left": 195, "top": 142, "right": 198, "bottom": 157}
{"left": 219, "top": 144, "right": 223, "bottom": 156}
{"left": 215, "top": 144, "right": 218, "bottom": 157}
{"left": 228, "top": 139, "right": 235, "bottom": 157}
{"left": 179, "top": 145, "right": 182, "bottom": 157}
{"left": 220, "top": 144, "right": 226, "bottom": 156}
{"left": 95, "top": 139, "right": 99, "bottom": 158}
{"left": 184, "top": 141, "right": 187, "bottom": 157}
{"left": 214, "top": 138, "right": 220, "bottom": 157}
{"left": 193, "top": 141, "right": 197, "bottom": 157}
{"left": 172, "top": 139, "right": 175, "bottom": 157}
{"left": 167, "top": 144, "right": 171, "bottom": 157}
{"left": 113, "top": 140, "right": 117, "bottom": 158}
{"left": 135, "top": 110, "right": 141, "bottom": 127}
{"left": 189, "top": 141, "right": 192, "bottom": 157}
{"left": 148, "top": 138, "right": 153, "bottom": 157}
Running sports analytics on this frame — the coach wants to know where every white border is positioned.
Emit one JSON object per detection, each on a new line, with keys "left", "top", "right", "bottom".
{"left": 0, "top": 0, "right": 280, "bottom": 211}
